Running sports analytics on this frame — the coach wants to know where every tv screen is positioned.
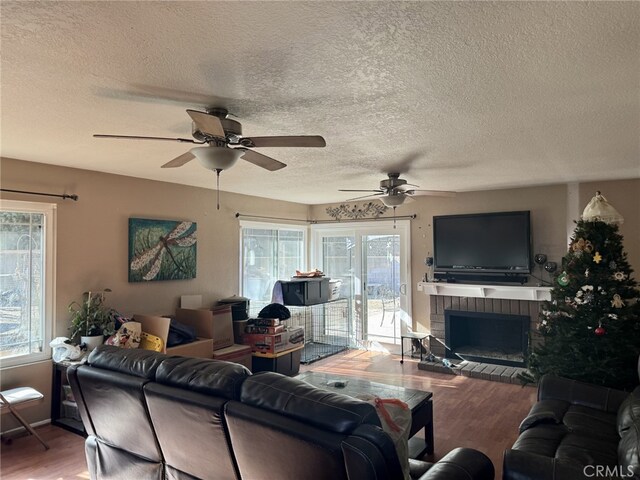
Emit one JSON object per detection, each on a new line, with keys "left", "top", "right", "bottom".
{"left": 433, "top": 211, "right": 531, "bottom": 277}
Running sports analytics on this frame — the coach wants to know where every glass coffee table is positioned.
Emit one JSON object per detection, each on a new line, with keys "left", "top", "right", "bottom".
{"left": 296, "top": 371, "right": 434, "bottom": 458}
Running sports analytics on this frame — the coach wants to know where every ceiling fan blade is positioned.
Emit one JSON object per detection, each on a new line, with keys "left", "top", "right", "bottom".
{"left": 345, "top": 193, "right": 385, "bottom": 201}
{"left": 239, "top": 136, "right": 326, "bottom": 148}
{"left": 395, "top": 184, "right": 420, "bottom": 192}
{"left": 161, "top": 151, "right": 196, "bottom": 168}
{"left": 240, "top": 149, "right": 287, "bottom": 171}
{"left": 406, "top": 189, "right": 457, "bottom": 197}
{"left": 186, "top": 110, "right": 225, "bottom": 138}
{"left": 93, "top": 134, "right": 200, "bottom": 143}
{"left": 338, "top": 189, "right": 384, "bottom": 193}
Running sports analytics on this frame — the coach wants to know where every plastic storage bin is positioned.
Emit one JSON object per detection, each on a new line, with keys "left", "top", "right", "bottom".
{"left": 281, "top": 278, "right": 330, "bottom": 306}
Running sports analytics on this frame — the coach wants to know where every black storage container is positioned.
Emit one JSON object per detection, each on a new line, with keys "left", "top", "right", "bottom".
{"left": 251, "top": 348, "right": 302, "bottom": 376}
{"left": 281, "top": 278, "right": 330, "bottom": 306}
{"left": 218, "top": 295, "right": 250, "bottom": 320}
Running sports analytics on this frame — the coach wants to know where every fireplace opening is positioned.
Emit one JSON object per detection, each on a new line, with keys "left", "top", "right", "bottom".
{"left": 444, "top": 310, "right": 529, "bottom": 367}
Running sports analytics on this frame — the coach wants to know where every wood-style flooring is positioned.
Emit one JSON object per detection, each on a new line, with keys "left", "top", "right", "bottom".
{"left": 0, "top": 349, "right": 536, "bottom": 479}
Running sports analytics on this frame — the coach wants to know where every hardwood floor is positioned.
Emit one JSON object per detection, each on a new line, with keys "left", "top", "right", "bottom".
{"left": 1, "top": 349, "right": 536, "bottom": 479}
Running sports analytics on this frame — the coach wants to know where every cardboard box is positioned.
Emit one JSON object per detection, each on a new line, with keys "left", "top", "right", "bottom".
{"left": 175, "top": 305, "right": 234, "bottom": 351}
{"left": 134, "top": 314, "right": 214, "bottom": 358}
{"left": 213, "top": 344, "right": 252, "bottom": 371}
{"left": 242, "top": 326, "right": 305, "bottom": 354}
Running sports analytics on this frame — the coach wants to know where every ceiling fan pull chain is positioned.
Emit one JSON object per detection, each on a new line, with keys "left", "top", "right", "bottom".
{"left": 216, "top": 168, "right": 222, "bottom": 210}
{"left": 393, "top": 206, "right": 397, "bottom": 229}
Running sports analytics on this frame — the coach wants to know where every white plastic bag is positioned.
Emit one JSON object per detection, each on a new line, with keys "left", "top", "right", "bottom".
{"left": 358, "top": 394, "right": 411, "bottom": 480}
{"left": 50, "top": 337, "right": 83, "bottom": 363}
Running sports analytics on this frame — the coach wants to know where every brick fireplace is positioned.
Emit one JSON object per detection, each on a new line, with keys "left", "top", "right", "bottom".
{"left": 445, "top": 309, "right": 530, "bottom": 366}
{"left": 427, "top": 294, "right": 543, "bottom": 365}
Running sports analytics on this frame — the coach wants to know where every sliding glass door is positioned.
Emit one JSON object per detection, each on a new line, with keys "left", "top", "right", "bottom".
{"left": 311, "top": 221, "right": 411, "bottom": 346}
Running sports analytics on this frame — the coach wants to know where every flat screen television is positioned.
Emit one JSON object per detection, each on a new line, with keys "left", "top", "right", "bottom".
{"left": 433, "top": 210, "right": 531, "bottom": 283}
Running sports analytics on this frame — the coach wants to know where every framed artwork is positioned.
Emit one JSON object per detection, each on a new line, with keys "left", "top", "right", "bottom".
{"left": 128, "top": 218, "right": 197, "bottom": 282}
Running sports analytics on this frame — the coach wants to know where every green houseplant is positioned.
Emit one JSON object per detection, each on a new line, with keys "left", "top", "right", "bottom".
{"left": 69, "top": 289, "right": 116, "bottom": 349}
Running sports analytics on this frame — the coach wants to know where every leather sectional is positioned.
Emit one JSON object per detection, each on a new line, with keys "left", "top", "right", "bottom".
{"left": 68, "top": 345, "right": 494, "bottom": 480}
{"left": 503, "top": 359, "right": 640, "bottom": 479}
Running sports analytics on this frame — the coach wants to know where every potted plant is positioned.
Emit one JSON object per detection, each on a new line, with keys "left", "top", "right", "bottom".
{"left": 69, "top": 289, "right": 116, "bottom": 351}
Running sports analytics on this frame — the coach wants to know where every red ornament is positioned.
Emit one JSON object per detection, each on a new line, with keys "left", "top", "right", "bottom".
{"left": 595, "top": 326, "right": 606, "bottom": 336}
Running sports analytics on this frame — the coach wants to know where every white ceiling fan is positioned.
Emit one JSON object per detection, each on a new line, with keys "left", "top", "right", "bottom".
{"left": 339, "top": 173, "right": 456, "bottom": 207}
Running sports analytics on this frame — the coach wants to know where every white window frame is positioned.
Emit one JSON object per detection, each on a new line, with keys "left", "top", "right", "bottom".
{"left": 0, "top": 199, "right": 57, "bottom": 368}
{"left": 238, "top": 220, "right": 308, "bottom": 297}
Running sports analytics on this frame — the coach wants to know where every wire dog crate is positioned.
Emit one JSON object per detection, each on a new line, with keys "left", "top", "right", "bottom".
{"left": 286, "top": 298, "right": 351, "bottom": 364}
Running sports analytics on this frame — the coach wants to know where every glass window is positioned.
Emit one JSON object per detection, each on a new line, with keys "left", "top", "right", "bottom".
{"left": 240, "top": 222, "right": 306, "bottom": 312}
{"left": 0, "top": 200, "right": 56, "bottom": 367}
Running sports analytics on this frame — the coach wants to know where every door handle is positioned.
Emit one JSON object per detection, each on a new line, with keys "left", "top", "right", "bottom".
{"left": 400, "top": 283, "right": 407, "bottom": 295}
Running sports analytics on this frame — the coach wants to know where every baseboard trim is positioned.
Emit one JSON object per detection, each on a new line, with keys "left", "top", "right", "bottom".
{"left": 1, "top": 418, "right": 51, "bottom": 436}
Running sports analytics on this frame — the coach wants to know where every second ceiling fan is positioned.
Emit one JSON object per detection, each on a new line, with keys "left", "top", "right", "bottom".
{"left": 339, "top": 173, "right": 456, "bottom": 207}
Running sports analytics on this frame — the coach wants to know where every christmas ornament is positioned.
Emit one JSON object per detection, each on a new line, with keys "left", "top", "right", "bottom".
{"left": 582, "top": 191, "right": 624, "bottom": 225}
{"left": 572, "top": 238, "right": 586, "bottom": 252}
{"left": 585, "top": 268, "right": 590, "bottom": 278}
{"left": 613, "top": 271, "right": 628, "bottom": 281}
{"left": 575, "top": 285, "right": 594, "bottom": 304}
{"left": 595, "top": 325, "right": 606, "bottom": 336}
{"left": 584, "top": 240, "right": 594, "bottom": 253}
{"left": 609, "top": 261, "right": 617, "bottom": 270}
{"left": 612, "top": 294, "right": 625, "bottom": 308}
{"left": 593, "top": 252, "right": 602, "bottom": 264}
{"left": 557, "top": 271, "right": 570, "bottom": 286}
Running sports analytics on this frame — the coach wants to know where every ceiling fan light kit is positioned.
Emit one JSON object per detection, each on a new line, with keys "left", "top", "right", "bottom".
{"left": 190, "top": 146, "right": 243, "bottom": 171}
{"left": 380, "top": 194, "right": 407, "bottom": 207}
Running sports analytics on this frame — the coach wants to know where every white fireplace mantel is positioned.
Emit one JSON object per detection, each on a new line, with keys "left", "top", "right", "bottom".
{"left": 417, "top": 281, "right": 552, "bottom": 301}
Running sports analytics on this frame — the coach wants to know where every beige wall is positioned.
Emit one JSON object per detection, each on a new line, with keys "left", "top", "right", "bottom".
{"left": 0, "top": 157, "right": 309, "bottom": 430}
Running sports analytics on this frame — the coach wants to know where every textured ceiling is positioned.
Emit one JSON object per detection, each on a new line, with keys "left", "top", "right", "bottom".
{"left": 1, "top": 1, "right": 639, "bottom": 204}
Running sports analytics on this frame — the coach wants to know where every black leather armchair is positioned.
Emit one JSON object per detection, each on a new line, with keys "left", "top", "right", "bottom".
{"left": 70, "top": 345, "right": 495, "bottom": 480}
{"left": 503, "top": 359, "right": 640, "bottom": 480}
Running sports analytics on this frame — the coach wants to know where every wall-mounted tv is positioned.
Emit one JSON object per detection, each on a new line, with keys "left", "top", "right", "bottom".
{"left": 433, "top": 210, "right": 531, "bottom": 283}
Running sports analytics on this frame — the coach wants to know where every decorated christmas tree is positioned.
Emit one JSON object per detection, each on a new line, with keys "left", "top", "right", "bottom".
{"left": 526, "top": 192, "right": 640, "bottom": 390}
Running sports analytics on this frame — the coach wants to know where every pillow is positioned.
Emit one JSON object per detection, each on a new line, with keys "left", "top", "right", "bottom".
{"left": 140, "top": 332, "right": 164, "bottom": 352}
{"left": 105, "top": 321, "right": 142, "bottom": 349}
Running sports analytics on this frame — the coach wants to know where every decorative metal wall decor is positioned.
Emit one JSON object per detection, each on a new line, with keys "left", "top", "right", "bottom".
{"left": 128, "top": 218, "right": 197, "bottom": 282}
{"left": 325, "top": 202, "right": 389, "bottom": 220}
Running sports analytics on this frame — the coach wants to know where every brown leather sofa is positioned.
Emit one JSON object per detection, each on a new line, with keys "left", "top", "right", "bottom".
{"left": 503, "top": 360, "right": 640, "bottom": 479}
{"left": 69, "top": 345, "right": 495, "bottom": 480}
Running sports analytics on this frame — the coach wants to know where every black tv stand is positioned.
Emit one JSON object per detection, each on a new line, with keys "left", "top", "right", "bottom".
{"left": 434, "top": 272, "right": 529, "bottom": 285}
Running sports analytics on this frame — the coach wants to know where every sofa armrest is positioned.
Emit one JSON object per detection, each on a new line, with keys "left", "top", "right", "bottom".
{"left": 538, "top": 374, "right": 628, "bottom": 413}
{"left": 503, "top": 449, "right": 588, "bottom": 480}
{"left": 418, "top": 448, "right": 494, "bottom": 480}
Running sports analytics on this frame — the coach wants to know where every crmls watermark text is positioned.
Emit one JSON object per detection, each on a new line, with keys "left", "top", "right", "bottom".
{"left": 583, "top": 465, "right": 636, "bottom": 478}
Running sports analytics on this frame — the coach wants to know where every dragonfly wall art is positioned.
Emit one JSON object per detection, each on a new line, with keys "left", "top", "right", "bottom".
{"left": 128, "top": 218, "right": 197, "bottom": 282}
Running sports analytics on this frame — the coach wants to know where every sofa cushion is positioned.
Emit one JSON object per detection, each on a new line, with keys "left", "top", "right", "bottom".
{"left": 240, "top": 372, "right": 381, "bottom": 434}
{"left": 554, "top": 432, "right": 619, "bottom": 467}
{"left": 562, "top": 404, "right": 619, "bottom": 441}
{"left": 512, "top": 424, "right": 619, "bottom": 468}
{"left": 155, "top": 356, "right": 250, "bottom": 399}
{"left": 88, "top": 344, "right": 167, "bottom": 378}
